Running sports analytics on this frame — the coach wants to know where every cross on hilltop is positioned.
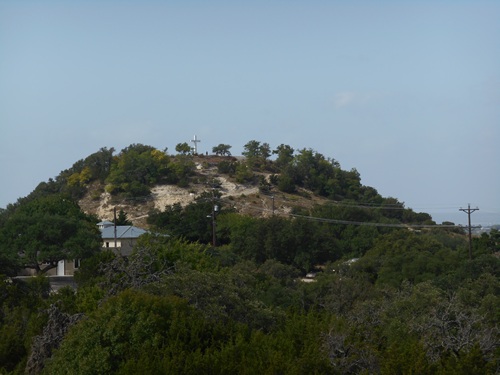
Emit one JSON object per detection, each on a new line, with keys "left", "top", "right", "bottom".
{"left": 191, "top": 135, "right": 201, "bottom": 154}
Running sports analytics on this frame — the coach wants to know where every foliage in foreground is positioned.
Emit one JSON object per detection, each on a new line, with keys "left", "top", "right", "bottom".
{"left": 0, "top": 140, "right": 498, "bottom": 374}
{"left": 0, "top": 229, "right": 497, "bottom": 374}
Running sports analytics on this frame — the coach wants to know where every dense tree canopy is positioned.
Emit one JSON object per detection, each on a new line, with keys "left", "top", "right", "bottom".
{"left": 1, "top": 219, "right": 498, "bottom": 375}
{"left": 103, "top": 144, "right": 197, "bottom": 197}
{"left": 0, "top": 195, "right": 101, "bottom": 276}
{"left": 212, "top": 143, "right": 232, "bottom": 156}
{"left": 272, "top": 143, "right": 295, "bottom": 168}
{"left": 115, "top": 209, "right": 132, "bottom": 226}
{"left": 147, "top": 190, "right": 229, "bottom": 244}
{"left": 1, "top": 139, "right": 498, "bottom": 374}
{"left": 242, "top": 140, "right": 271, "bottom": 168}
{"left": 105, "top": 144, "right": 170, "bottom": 197}
{"left": 175, "top": 142, "right": 192, "bottom": 155}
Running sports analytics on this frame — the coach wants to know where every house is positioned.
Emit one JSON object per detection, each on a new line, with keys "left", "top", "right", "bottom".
{"left": 19, "top": 222, "right": 148, "bottom": 277}
{"left": 97, "top": 221, "right": 148, "bottom": 256}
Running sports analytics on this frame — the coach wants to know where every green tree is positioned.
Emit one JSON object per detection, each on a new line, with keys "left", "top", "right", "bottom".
{"left": 148, "top": 191, "right": 226, "bottom": 244}
{"left": 242, "top": 140, "right": 271, "bottom": 169}
{"left": 220, "top": 214, "right": 337, "bottom": 271}
{"left": 355, "top": 230, "right": 459, "bottom": 287}
{"left": 168, "top": 153, "right": 196, "bottom": 187}
{"left": 242, "top": 140, "right": 261, "bottom": 160}
{"left": 235, "top": 162, "right": 255, "bottom": 183}
{"left": 73, "top": 250, "right": 116, "bottom": 289}
{"left": 260, "top": 142, "right": 271, "bottom": 160}
{"left": 212, "top": 143, "right": 232, "bottom": 156}
{"left": 115, "top": 209, "right": 132, "bottom": 226}
{"left": 43, "top": 290, "right": 202, "bottom": 375}
{"left": 67, "top": 166, "right": 92, "bottom": 188}
{"left": 0, "top": 277, "right": 51, "bottom": 373}
{"left": 105, "top": 144, "right": 171, "bottom": 197}
{"left": 276, "top": 168, "right": 296, "bottom": 193}
{"left": 291, "top": 148, "right": 343, "bottom": 197}
{"left": 272, "top": 144, "right": 294, "bottom": 168}
{"left": 175, "top": 142, "right": 192, "bottom": 155}
{"left": 217, "top": 160, "right": 237, "bottom": 175}
{"left": 83, "top": 147, "right": 115, "bottom": 182}
{"left": 0, "top": 195, "right": 102, "bottom": 275}
{"left": 0, "top": 236, "right": 18, "bottom": 276}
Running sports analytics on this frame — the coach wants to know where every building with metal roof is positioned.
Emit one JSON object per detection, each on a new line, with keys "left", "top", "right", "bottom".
{"left": 98, "top": 221, "right": 148, "bottom": 256}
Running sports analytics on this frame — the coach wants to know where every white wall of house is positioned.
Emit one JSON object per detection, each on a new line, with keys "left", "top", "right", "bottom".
{"left": 57, "top": 260, "right": 65, "bottom": 276}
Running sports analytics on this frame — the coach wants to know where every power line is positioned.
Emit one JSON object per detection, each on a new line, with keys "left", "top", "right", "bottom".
{"left": 288, "top": 214, "right": 461, "bottom": 229}
{"left": 218, "top": 197, "right": 464, "bottom": 230}
{"left": 100, "top": 189, "right": 493, "bottom": 234}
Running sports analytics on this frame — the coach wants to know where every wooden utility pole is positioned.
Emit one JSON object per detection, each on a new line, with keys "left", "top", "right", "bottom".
{"left": 459, "top": 204, "right": 479, "bottom": 260}
{"left": 211, "top": 187, "right": 219, "bottom": 247}
{"left": 113, "top": 206, "right": 117, "bottom": 249}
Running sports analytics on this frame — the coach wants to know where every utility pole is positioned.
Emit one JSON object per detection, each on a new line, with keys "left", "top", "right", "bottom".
{"left": 113, "top": 206, "right": 118, "bottom": 249}
{"left": 211, "top": 192, "right": 219, "bottom": 247}
{"left": 459, "top": 204, "right": 479, "bottom": 260}
{"left": 212, "top": 204, "right": 218, "bottom": 247}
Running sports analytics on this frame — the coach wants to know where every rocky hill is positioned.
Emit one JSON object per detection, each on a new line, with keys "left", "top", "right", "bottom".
{"left": 10, "top": 144, "right": 430, "bottom": 230}
{"left": 78, "top": 156, "right": 329, "bottom": 229}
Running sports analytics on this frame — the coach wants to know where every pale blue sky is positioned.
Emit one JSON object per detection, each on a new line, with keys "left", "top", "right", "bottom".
{"left": 1, "top": 1, "right": 499, "bottom": 225}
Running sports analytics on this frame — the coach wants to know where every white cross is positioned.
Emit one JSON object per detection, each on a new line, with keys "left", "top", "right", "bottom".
{"left": 191, "top": 135, "right": 201, "bottom": 154}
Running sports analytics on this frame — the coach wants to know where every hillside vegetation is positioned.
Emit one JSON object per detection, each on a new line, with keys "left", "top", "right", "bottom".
{"left": 8, "top": 142, "right": 433, "bottom": 226}
{"left": 0, "top": 141, "right": 499, "bottom": 374}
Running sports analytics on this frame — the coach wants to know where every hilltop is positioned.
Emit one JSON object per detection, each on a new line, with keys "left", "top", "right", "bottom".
{"left": 7, "top": 142, "right": 436, "bottom": 230}
{"left": 78, "top": 155, "right": 332, "bottom": 229}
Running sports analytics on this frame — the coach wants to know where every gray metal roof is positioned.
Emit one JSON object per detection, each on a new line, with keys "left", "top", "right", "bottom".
{"left": 97, "top": 220, "right": 114, "bottom": 227}
{"left": 100, "top": 225, "right": 148, "bottom": 240}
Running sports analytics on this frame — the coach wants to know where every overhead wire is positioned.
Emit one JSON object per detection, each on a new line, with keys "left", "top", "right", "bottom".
{"left": 104, "top": 188, "right": 488, "bottom": 231}
{"left": 288, "top": 214, "right": 462, "bottom": 229}
{"left": 217, "top": 197, "right": 465, "bottom": 229}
